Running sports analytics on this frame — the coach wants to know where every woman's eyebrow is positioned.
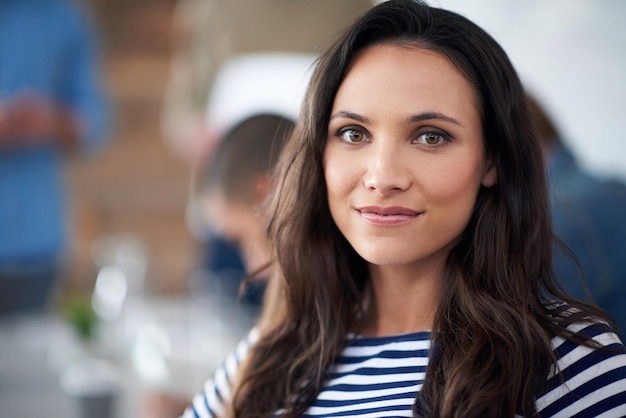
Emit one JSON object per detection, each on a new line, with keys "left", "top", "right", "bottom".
{"left": 406, "top": 112, "right": 463, "bottom": 127}
{"left": 329, "top": 110, "right": 463, "bottom": 127}
{"left": 329, "top": 111, "right": 372, "bottom": 124}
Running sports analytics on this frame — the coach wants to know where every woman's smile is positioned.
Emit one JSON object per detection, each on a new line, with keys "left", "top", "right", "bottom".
{"left": 357, "top": 205, "right": 422, "bottom": 226}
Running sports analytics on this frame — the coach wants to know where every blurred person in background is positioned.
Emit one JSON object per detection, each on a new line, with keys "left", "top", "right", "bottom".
{"left": 0, "top": 0, "right": 110, "bottom": 316}
{"left": 187, "top": 52, "right": 315, "bottom": 288}
{"left": 141, "top": 113, "right": 294, "bottom": 418}
{"left": 195, "top": 113, "right": 294, "bottom": 314}
{"left": 528, "top": 94, "right": 626, "bottom": 337}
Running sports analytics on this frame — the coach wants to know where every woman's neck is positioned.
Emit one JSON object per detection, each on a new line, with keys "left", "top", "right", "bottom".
{"left": 358, "top": 263, "right": 442, "bottom": 338}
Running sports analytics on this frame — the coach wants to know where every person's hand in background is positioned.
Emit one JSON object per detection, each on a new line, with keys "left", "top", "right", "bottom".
{"left": 0, "top": 92, "right": 78, "bottom": 149}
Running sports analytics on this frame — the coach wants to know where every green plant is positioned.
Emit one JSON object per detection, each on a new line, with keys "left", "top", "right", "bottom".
{"left": 62, "top": 294, "right": 99, "bottom": 342}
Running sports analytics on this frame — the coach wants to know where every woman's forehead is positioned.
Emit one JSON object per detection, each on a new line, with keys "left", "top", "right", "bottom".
{"left": 331, "top": 45, "right": 481, "bottom": 129}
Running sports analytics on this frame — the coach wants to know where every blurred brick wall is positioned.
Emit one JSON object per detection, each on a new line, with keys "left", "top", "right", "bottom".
{"left": 66, "top": 0, "right": 196, "bottom": 295}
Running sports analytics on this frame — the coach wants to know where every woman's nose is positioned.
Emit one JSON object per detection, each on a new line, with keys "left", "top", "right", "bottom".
{"left": 362, "top": 142, "right": 412, "bottom": 195}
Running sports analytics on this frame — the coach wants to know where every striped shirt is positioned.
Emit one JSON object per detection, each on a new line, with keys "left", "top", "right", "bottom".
{"left": 183, "top": 322, "right": 626, "bottom": 417}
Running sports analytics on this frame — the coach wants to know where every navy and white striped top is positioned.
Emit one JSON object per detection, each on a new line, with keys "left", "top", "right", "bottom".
{"left": 183, "top": 322, "right": 626, "bottom": 417}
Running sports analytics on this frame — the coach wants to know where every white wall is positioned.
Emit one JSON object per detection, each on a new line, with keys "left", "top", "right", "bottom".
{"left": 432, "top": 0, "right": 626, "bottom": 181}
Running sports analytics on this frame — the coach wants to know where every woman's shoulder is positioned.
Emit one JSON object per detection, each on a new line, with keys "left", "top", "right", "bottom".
{"left": 545, "top": 300, "right": 620, "bottom": 336}
{"left": 545, "top": 300, "right": 625, "bottom": 374}
{"left": 536, "top": 301, "right": 626, "bottom": 417}
{"left": 550, "top": 319, "right": 625, "bottom": 371}
{"left": 181, "top": 327, "right": 259, "bottom": 418}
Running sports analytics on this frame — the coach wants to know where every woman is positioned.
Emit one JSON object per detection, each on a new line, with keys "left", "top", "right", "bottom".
{"left": 182, "top": 1, "right": 626, "bottom": 417}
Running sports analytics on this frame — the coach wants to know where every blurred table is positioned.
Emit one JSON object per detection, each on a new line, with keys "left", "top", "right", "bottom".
{"left": 0, "top": 313, "right": 75, "bottom": 417}
{"left": 0, "top": 294, "right": 253, "bottom": 418}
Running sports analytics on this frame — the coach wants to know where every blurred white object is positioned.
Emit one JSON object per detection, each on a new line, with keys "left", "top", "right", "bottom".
{"left": 91, "top": 233, "right": 148, "bottom": 294}
{"left": 60, "top": 358, "right": 120, "bottom": 397}
{"left": 205, "top": 52, "right": 316, "bottom": 138}
{"left": 90, "top": 233, "right": 149, "bottom": 323}
{"left": 132, "top": 322, "right": 172, "bottom": 385}
{"left": 92, "top": 265, "right": 128, "bottom": 321}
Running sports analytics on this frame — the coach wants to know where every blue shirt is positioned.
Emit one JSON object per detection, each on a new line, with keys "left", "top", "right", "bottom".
{"left": 0, "top": 0, "right": 109, "bottom": 267}
{"left": 548, "top": 143, "right": 626, "bottom": 337}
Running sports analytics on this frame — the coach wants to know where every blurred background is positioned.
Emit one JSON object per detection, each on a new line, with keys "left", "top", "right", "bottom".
{"left": 1, "top": 0, "right": 625, "bottom": 417}
{"left": 66, "top": 0, "right": 192, "bottom": 296}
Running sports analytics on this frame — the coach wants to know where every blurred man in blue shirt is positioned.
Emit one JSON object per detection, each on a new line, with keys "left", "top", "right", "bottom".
{"left": 0, "top": 0, "right": 110, "bottom": 315}
{"left": 528, "top": 95, "right": 626, "bottom": 337}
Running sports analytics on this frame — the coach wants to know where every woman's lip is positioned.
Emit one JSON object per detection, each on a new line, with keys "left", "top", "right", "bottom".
{"left": 357, "top": 206, "right": 421, "bottom": 226}
{"left": 357, "top": 205, "right": 419, "bottom": 216}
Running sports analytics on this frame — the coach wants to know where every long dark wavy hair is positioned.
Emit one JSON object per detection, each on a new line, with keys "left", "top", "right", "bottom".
{"left": 230, "top": 1, "right": 610, "bottom": 417}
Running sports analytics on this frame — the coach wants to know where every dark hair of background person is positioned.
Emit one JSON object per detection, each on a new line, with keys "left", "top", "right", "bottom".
{"left": 526, "top": 92, "right": 626, "bottom": 339}
{"left": 526, "top": 94, "right": 560, "bottom": 149}
{"left": 196, "top": 113, "right": 295, "bottom": 202}
{"left": 229, "top": 1, "right": 612, "bottom": 417}
{"left": 525, "top": 93, "right": 591, "bottom": 291}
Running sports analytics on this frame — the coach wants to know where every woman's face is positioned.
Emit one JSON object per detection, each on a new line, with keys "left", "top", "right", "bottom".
{"left": 324, "top": 44, "right": 496, "bottom": 274}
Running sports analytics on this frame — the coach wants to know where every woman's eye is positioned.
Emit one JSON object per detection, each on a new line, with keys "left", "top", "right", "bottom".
{"left": 340, "top": 129, "right": 365, "bottom": 143}
{"left": 417, "top": 132, "right": 445, "bottom": 145}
